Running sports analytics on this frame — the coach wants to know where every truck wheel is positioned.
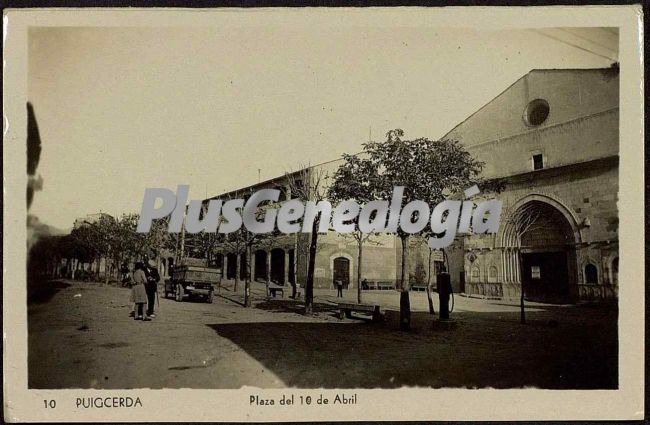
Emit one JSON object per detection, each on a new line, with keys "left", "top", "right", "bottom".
{"left": 206, "top": 290, "right": 213, "bottom": 304}
{"left": 175, "top": 284, "right": 184, "bottom": 302}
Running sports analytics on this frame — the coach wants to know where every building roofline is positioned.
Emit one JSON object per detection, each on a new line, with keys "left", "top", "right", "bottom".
{"left": 206, "top": 151, "right": 356, "bottom": 201}
{"left": 439, "top": 67, "right": 616, "bottom": 141}
{"left": 208, "top": 67, "right": 617, "bottom": 201}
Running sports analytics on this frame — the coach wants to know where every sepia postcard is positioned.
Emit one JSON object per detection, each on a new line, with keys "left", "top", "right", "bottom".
{"left": 3, "top": 5, "right": 644, "bottom": 422}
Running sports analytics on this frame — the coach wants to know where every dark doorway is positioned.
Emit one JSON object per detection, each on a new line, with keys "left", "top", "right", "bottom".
{"left": 333, "top": 257, "right": 350, "bottom": 289}
{"left": 214, "top": 253, "right": 223, "bottom": 269}
{"left": 459, "top": 271, "right": 465, "bottom": 293}
{"left": 240, "top": 253, "right": 247, "bottom": 280}
{"left": 168, "top": 257, "right": 174, "bottom": 274}
{"left": 270, "top": 249, "right": 285, "bottom": 285}
{"left": 226, "top": 253, "right": 237, "bottom": 279}
{"left": 516, "top": 200, "right": 575, "bottom": 303}
{"left": 254, "top": 250, "right": 267, "bottom": 281}
{"left": 288, "top": 249, "right": 295, "bottom": 285}
{"left": 585, "top": 264, "right": 598, "bottom": 284}
{"left": 521, "top": 251, "right": 569, "bottom": 303}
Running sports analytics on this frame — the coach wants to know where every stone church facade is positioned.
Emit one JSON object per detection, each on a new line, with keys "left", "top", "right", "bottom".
{"left": 444, "top": 67, "right": 619, "bottom": 302}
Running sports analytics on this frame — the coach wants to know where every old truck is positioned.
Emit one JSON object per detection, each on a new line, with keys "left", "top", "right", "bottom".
{"left": 164, "top": 265, "right": 221, "bottom": 303}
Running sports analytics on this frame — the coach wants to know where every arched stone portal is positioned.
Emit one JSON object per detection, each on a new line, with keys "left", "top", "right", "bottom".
{"left": 501, "top": 197, "right": 579, "bottom": 303}
{"left": 270, "top": 248, "right": 285, "bottom": 285}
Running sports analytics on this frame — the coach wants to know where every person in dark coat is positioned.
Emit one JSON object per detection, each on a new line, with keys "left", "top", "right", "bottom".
{"left": 120, "top": 262, "right": 131, "bottom": 287}
{"left": 336, "top": 279, "right": 344, "bottom": 297}
{"left": 143, "top": 257, "right": 160, "bottom": 318}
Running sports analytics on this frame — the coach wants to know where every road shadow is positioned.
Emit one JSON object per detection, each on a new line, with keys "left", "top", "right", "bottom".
{"left": 27, "top": 278, "right": 71, "bottom": 304}
{"left": 207, "top": 307, "right": 617, "bottom": 389}
{"left": 216, "top": 292, "right": 246, "bottom": 307}
{"left": 255, "top": 298, "right": 341, "bottom": 319}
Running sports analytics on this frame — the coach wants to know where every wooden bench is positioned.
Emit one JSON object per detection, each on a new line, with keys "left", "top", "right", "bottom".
{"left": 411, "top": 285, "right": 427, "bottom": 292}
{"left": 364, "top": 281, "right": 394, "bottom": 291}
{"left": 268, "top": 283, "right": 284, "bottom": 298}
{"left": 337, "top": 302, "right": 383, "bottom": 322}
{"left": 376, "top": 281, "right": 394, "bottom": 290}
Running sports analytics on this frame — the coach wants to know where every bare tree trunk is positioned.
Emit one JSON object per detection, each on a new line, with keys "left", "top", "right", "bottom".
{"left": 174, "top": 234, "right": 180, "bottom": 265}
{"left": 105, "top": 257, "right": 110, "bottom": 285}
{"left": 179, "top": 221, "right": 186, "bottom": 265}
{"left": 518, "top": 246, "right": 525, "bottom": 324}
{"left": 357, "top": 238, "right": 363, "bottom": 304}
{"left": 234, "top": 254, "right": 240, "bottom": 293}
{"left": 52, "top": 256, "right": 60, "bottom": 278}
{"left": 292, "top": 236, "right": 298, "bottom": 299}
{"left": 265, "top": 251, "right": 271, "bottom": 297}
{"left": 304, "top": 220, "right": 319, "bottom": 315}
{"left": 399, "top": 235, "right": 411, "bottom": 331}
{"left": 426, "top": 248, "right": 435, "bottom": 314}
{"left": 244, "top": 247, "right": 252, "bottom": 307}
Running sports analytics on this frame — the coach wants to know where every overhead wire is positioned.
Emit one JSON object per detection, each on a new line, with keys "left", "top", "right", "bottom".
{"left": 556, "top": 28, "right": 619, "bottom": 55}
{"left": 531, "top": 29, "right": 618, "bottom": 62}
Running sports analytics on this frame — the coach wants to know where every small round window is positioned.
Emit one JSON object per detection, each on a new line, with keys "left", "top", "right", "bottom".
{"left": 524, "top": 99, "right": 550, "bottom": 126}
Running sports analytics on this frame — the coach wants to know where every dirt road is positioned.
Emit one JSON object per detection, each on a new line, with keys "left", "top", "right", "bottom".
{"left": 28, "top": 279, "right": 617, "bottom": 389}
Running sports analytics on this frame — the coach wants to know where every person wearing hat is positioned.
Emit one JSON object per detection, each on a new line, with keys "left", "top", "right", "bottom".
{"left": 143, "top": 256, "right": 160, "bottom": 318}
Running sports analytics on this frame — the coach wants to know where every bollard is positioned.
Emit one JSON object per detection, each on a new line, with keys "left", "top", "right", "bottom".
{"left": 437, "top": 272, "right": 452, "bottom": 320}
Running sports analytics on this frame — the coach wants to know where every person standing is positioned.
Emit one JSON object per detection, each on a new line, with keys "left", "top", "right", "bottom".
{"left": 131, "top": 262, "right": 150, "bottom": 321}
{"left": 336, "top": 279, "right": 343, "bottom": 297}
{"left": 120, "top": 262, "right": 131, "bottom": 287}
{"left": 144, "top": 257, "right": 160, "bottom": 318}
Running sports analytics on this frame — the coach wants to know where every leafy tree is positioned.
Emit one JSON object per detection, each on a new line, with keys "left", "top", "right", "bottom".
{"left": 27, "top": 235, "right": 65, "bottom": 278}
{"left": 346, "top": 129, "right": 484, "bottom": 330}
{"left": 329, "top": 153, "right": 383, "bottom": 304}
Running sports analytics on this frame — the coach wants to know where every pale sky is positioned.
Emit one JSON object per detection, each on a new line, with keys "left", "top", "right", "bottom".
{"left": 28, "top": 26, "right": 617, "bottom": 230}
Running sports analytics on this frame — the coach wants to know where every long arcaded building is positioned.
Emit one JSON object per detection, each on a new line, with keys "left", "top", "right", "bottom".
{"left": 178, "top": 66, "right": 618, "bottom": 303}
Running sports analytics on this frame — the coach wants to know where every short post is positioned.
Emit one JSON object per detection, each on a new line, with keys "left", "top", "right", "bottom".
{"left": 437, "top": 272, "right": 452, "bottom": 320}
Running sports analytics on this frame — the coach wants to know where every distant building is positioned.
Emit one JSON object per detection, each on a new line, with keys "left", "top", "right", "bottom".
{"left": 204, "top": 167, "right": 409, "bottom": 290}
{"left": 444, "top": 67, "right": 619, "bottom": 302}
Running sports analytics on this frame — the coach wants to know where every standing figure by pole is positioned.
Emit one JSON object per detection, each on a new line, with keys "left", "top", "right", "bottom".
{"left": 437, "top": 266, "right": 452, "bottom": 320}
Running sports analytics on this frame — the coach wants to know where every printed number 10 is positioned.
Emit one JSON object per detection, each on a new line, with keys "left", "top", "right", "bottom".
{"left": 300, "top": 396, "right": 311, "bottom": 405}
{"left": 43, "top": 400, "right": 56, "bottom": 408}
